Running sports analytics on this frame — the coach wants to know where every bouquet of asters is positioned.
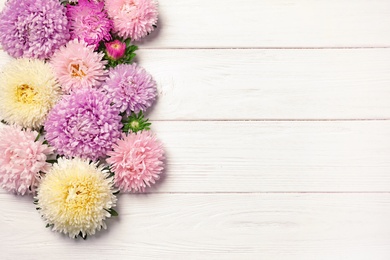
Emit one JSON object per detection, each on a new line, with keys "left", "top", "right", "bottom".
{"left": 0, "top": 0, "right": 165, "bottom": 239}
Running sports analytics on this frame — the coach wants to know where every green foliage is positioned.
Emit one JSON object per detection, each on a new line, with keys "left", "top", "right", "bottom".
{"left": 99, "top": 35, "right": 138, "bottom": 68}
{"left": 104, "top": 208, "right": 119, "bottom": 217}
{"left": 46, "top": 223, "right": 54, "bottom": 229}
{"left": 59, "top": 0, "right": 73, "bottom": 6}
{"left": 122, "top": 111, "right": 151, "bottom": 133}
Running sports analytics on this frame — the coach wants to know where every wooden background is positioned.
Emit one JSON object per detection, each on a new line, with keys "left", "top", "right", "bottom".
{"left": 1, "top": 0, "right": 390, "bottom": 259}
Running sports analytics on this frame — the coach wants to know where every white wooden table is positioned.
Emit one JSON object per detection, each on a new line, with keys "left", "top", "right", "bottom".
{"left": 1, "top": 0, "right": 390, "bottom": 259}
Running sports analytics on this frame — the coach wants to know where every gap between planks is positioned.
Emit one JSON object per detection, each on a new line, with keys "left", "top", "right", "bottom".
{"left": 148, "top": 119, "right": 390, "bottom": 122}
{"left": 139, "top": 46, "right": 390, "bottom": 50}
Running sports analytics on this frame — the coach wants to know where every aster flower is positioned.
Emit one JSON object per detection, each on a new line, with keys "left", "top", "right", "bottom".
{"left": 102, "top": 38, "right": 138, "bottom": 67}
{"left": 105, "top": 0, "right": 158, "bottom": 41}
{"left": 0, "top": 125, "right": 53, "bottom": 195}
{"left": 105, "top": 39, "right": 127, "bottom": 60}
{"left": 67, "top": 0, "right": 112, "bottom": 49}
{"left": 0, "top": 59, "right": 62, "bottom": 129}
{"left": 0, "top": 0, "right": 70, "bottom": 59}
{"left": 107, "top": 131, "right": 164, "bottom": 192}
{"left": 122, "top": 111, "right": 151, "bottom": 133}
{"left": 45, "top": 89, "right": 122, "bottom": 161}
{"left": 36, "top": 157, "right": 117, "bottom": 239}
{"left": 102, "top": 63, "right": 157, "bottom": 115}
{"left": 51, "top": 39, "right": 107, "bottom": 94}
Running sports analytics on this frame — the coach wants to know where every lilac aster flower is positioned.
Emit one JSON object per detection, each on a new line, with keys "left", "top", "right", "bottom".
{"left": 67, "top": 0, "right": 112, "bottom": 49}
{"left": 44, "top": 89, "right": 122, "bottom": 161}
{"left": 102, "top": 63, "right": 157, "bottom": 115}
{"left": 0, "top": 0, "right": 70, "bottom": 59}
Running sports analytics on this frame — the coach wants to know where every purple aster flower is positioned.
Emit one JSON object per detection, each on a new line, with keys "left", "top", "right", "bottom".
{"left": 0, "top": 0, "right": 70, "bottom": 59}
{"left": 67, "top": 0, "right": 112, "bottom": 49}
{"left": 102, "top": 63, "right": 157, "bottom": 115}
{"left": 44, "top": 89, "right": 122, "bottom": 161}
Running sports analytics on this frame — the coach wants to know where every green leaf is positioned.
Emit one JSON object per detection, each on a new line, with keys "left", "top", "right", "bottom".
{"left": 34, "top": 132, "right": 41, "bottom": 142}
{"left": 46, "top": 223, "right": 54, "bottom": 228}
{"left": 78, "top": 231, "right": 87, "bottom": 240}
{"left": 46, "top": 159, "right": 57, "bottom": 164}
{"left": 125, "top": 38, "right": 131, "bottom": 47}
{"left": 107, "top": 171, "right": 115, "bottom": 179}
{"left": 129, "top": 45, "right": 138, "bottom": 52}
{"left": 105, "top": 208, "right": 119, "bottom": 217}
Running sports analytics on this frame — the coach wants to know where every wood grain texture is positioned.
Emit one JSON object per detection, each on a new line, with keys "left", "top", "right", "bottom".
{"left": 0, "top": 121, "right": 387, "bottom": 194}
{"left": 136, "top": 0, "right": 390, "bottom": 48}
{"left": 2, "top": 48, "right": 390, "bottom": 120}
{"left": 0, "top": 0, "right": 390, "bottom": 258}
{"left": 136, "top": 48, "right": 390, "bottom": 120}
{"left": 1, "top": 193, "right": 390, "bottom": 259}
{"left": 1, "top": 0, "right": 390, "bottom": 49}
{"left": 128, "top": 121, "right": 390, "bottom": 192}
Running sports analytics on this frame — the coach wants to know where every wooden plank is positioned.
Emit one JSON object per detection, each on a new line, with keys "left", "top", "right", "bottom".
{"left": 0, "top": 121, "right": 388, "bottom": 193}
{"left": 147, "top": 121, "right": 390, "bottom": 192}
{"left": 136, "top": 0, "right": 390, "bottom": 48}
{"left": 1, "top": 193, "right": 390, "bottom": 259}
{"left": 0, "top": 0, "right": 389, "bottom": 48}
{"left": 2, "top": 46, "right": 390, "bottom": 121}
{"left": 136, "top": 49, "right": 390, "bottom": 120}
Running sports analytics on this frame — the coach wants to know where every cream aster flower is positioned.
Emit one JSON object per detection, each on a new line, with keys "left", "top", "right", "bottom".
{"left": 36, "top": 158, "right": 118, "bottom": 239}
{"left": 0, "top": 59, "right": 61, "bottom": 129}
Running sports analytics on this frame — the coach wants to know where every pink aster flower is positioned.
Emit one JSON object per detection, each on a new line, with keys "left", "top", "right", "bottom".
{"left": 0, "top": 125, "right": 54, "bottom": 195}
{"left": 67, "top": 0, "right": 112, "bottom": 49}
{"left": 105, "top": 0, "right": 158, "bottom": 41}
{"left": 102, "top": 63, "right": 157, "bottom": 115}
{"left": 51, "top": 39, "right": 107, "bottom": 94}
{"left": 105, "top": 40, "right": 126, "bottom": 60}
{"left": 107, "top": 131, "right": 165, "bottom": 193}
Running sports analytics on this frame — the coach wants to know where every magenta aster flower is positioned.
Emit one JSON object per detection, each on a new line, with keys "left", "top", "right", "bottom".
{"left": 105, "top": 40, "right": 127, "bottom": 60}
{"left": 0, "top": 0, "right": 70, "bottom": 59}
{"left": 0, "top": 125, "right": 54, "bottom": 195}
{"left": 107, "top": 131, "right": 164, "bottom": 192}
{"left": 67, "top": 0, "right": 112, "bottom": 49}
{"left": 105, "top": 0, "right": 158, "bottom": 41}
{"left": 51, "top": 39, "right": 107, "bottom": 94}
{"left": 44, "top": 89, "right": 122, "bottom": 161}
{"left": 102, "top": 63, "right": 157, "bottom": 115}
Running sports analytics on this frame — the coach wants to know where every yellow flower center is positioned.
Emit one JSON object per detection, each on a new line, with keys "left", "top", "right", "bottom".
{"left": 69, "top": 62, "right": 87, "bottom": 78}
{"left": 16, "top": 84, "right": 36, "bottom": 104}
{"left": 130, "top": 120, "right": 140, "bottom": 129}
{"left": 65, "top": 181, "right": 97, "bottom": 212}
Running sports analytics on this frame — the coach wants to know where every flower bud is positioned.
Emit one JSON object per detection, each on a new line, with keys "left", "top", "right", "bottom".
{"left": 104, "top": 39, "right": 126, "bottom": 60}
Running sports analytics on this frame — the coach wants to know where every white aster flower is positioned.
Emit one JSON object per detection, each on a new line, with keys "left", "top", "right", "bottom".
{"left": 0, "top": 58, "right": 61, "bottom": 129}
{"left": 36, "top": 158, "right": 118, "bottom": 238}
